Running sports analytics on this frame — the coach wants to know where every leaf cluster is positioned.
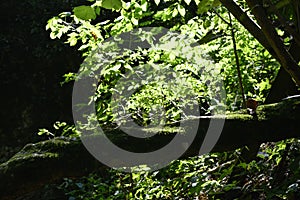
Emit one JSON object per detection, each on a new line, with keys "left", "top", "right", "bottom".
{"left": 58, "top": 139, "right": 300, "bottom": 199}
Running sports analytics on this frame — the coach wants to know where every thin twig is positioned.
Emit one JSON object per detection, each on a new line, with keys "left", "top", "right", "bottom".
{"left": 228, "top": 12, "right": 246, "bottom": 108}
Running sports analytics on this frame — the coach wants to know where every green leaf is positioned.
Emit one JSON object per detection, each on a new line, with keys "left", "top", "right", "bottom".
{"left": 94, "top": 7, "right": 101, "bottom": 15}
{"left": 141, "top": 1, "right": 148, "bottom": 11}
{"left": 184, "top": 0, "right": 192, "bottom": 5}
{"left": 37, "top": 128, "right": 54, "bottom": 137}
{"left": 197, "top": 0, "right": 220, "bottom": 14}
{"left": 124, "top": 63, "right": 133, "bottom": 71}
{"left": 102, "top": 0, "right": 122, "bottom": 10}
{"left": 172, "top": 9, "right": 178, "bottom": 17}
{"left": 169, "top": 52, "right": 176, "bottom": 61}
{"left": 154, "top": 0, "right": 160, "bottom": 6}
{"left": 69, "top": 37, "right": 77, "bottom": 46}
{"left": 109, "top": 64, "right": 121, "bottom": 72}
{"left": 131, "top": 17, "right": 139, "bottom": 25}
{"left": 212, "top": 0, "right": 221, "bottom": 7}
{"left": 178, "top": 4, "right": 186, "bottom": 16}
{"left": 50, "top": 32, "right": 56, "bottom": 39}
{"left": 73, "top": 6, "right": 96, "bottom": 20}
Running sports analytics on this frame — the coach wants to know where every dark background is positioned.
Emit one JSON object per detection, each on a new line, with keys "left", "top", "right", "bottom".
{"left": 0, "top": 0, "right": 86, "bottom": 146}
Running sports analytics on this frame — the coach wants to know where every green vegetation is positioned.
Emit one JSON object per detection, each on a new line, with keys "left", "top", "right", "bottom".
{"left": 47, "top": 0, "right": 279, "bottom": 113}
{"left": 1, "top": 0, "right": 300, "bottom": 199}
{"left": 37, "top": 0, "right": 300, "bottom": 198}
{"left": 46, "top": 0, "right": 281, "bottom": 131}
{"left": 58, "top": 139, "right": 300, "bottom": 199}
{"left": 39, "top": 0, "right": 300, "bottom": 198}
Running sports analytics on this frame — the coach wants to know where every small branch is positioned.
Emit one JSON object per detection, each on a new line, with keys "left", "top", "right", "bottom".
{"left": 214, "top": 9, "right": 230, "bottom": 25}
{"left": 228, "top": 12, "right": 246, "bottom": 108}
{"left": 219, "top": 0, "right": 278, "bottom": 60}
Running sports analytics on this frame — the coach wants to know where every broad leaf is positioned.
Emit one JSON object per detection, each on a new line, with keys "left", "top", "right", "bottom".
{"left": 178, "top": 4, "right": 186, "bottom": 16}
{"left": 102, "top": 0, "right": 122, "bottom": 10}
{"left": 197, "top": 0, "right": 220, "bottom": 14}
{"left": 73, "top": 6, "right": 96, "bottom": 20}
{"left": 184, "top": 0, "right": 192, "bottom": 5}
{"left": 131, "top": 17, "right": 139, "bottom": 25}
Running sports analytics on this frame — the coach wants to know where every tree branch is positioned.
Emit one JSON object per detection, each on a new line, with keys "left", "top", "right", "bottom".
{"left": 245, "top": 0, "right": 300, "bottom": 85}
{"left": 219, "top": 0, "right": 278, "bottom": 60}
{"left": 228, "top": 12, "right": 246, "bottom": 108}
{"left": 2, "top": 97, "right": 300, "bottom": 198}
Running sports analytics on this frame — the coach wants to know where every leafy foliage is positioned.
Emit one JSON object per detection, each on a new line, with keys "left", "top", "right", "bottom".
{"left": 38, "top": 121, "right": 80, "bottom": 138}
{"left": 43, "top": 0, "right": 299, "bottom": 199}
{"left": 58, "top": 139, "right": 300, "bottom": 199}
{"left": 46, "top": 0, "right": 279, "bottom": 115}
{"left": 83, "top": 39, "right": 221, "bottom": 126}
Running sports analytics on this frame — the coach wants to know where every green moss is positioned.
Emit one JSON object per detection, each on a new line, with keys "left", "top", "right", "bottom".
{"left": 143, "top": 126, "right": 185, "bottom": 134}
{"left": 0, "top": 138, "right": 73, "bottom": 170}
{"left": 224, "top": 113, "right": 253, "bottom": 121}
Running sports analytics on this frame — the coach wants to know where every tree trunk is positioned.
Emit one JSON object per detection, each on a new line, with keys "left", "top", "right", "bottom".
{"left": 1, "top": 97, "right": 300, "bottom": 199}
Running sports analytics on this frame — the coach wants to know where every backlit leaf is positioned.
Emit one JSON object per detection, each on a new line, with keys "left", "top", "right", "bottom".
{"left": 131, "top": 17, "right": 139, "bottom": 25}
{"left": 178, "top": 4, "right": 186, "bottom": 16}
{"left": 102, "top": 0, "right": 122, "bottom": 10}
{"left": 184, "top": 0, "right": 192, "bottom": 5}
{"left": 73, "top": 6, "right": 96, "bottom": 20}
